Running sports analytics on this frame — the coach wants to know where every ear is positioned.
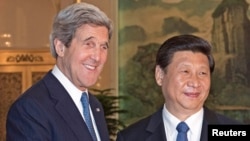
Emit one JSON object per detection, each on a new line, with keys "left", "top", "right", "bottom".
{"left": 155, "top": 65, "right": 164, "bottom": 86}
{"left": 54, "top": 39, "right": 65, "bottom": 57}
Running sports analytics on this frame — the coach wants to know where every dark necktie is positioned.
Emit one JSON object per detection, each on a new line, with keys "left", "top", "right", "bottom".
{"left": 176, "top": 121, "right": 189, "bottom": 141}
{"left": 81, "top": 92, "right": 97, "bottom": 141}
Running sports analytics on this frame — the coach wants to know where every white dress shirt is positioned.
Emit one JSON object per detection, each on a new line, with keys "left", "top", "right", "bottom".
{"left": 162, "top": 104, "right": 203, "bottom": 141}
{"left": 52, "top": 65, "right": 101, "bottom": 141}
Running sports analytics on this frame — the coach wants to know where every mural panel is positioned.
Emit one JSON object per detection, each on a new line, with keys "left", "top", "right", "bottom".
{"left": 119, "top": 0, "right": 250, "bottom": 125}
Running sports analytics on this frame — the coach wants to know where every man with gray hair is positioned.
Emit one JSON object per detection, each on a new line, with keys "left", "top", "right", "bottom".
{"left": 6, "top": 2, "right": 113, "bottom": 141}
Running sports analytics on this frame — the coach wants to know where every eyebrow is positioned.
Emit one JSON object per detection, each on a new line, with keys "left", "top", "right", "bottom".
{"left": 83, "top": 36, "right": 94, "bottom": 42}
{"left": 83, "top": 36, "right": 109, "bottom": 48}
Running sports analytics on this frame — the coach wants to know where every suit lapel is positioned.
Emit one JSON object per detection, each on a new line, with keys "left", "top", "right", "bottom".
{"left": 44, "top": 72, "right": 93, "bottom": 140}
{"left": 89, "top": 94, "right": 110, "bottom": 140}
{"left": 145, "top": 108, "right": 167, "bottom": 141}
{"left": 200, "top": 107, "right": 221, "bottom": 141}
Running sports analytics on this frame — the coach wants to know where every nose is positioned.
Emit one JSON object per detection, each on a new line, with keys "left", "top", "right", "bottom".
{"left": 90, "top": 47, "right": 101, "bottom": 61}
{"left": 187, "top": 74, "right": 201, "bottom": 88}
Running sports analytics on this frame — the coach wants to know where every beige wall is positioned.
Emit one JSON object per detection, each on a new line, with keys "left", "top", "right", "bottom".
{"left": 0, "top": 0, "right": 118, "bottom": 92}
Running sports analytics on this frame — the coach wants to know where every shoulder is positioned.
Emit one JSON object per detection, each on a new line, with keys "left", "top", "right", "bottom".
{"left": 117, "top": 108, "right": 163, "bottom": 140}
{"left": 8, "top": 72, "right": 55, "bottom": 114}
{"left": 122, "top": 115, "right": 152, "bottom": 133}
{"left": 215, "top": 112, "right": 241, "bottom": 124}
{"left": 203, "top": 106, "right": 242, "bottom": 124}
{"left": 122, "top": 108, "right": 162, "bottom": 131}
{"left": 116, "top": 115, "right": 152, "bottom": 141}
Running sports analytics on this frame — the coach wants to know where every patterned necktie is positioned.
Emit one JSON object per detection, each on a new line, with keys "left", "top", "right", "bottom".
{"left": 176, "top": 121, "right": 189, "bottom": 141}
{"left": 81, "top": 92, "right": 97, "bottom": 141}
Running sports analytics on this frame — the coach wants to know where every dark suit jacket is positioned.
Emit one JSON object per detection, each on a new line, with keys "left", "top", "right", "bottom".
{"left": 6, "top": 71, "right": 110, "bottom": 141}
{"left": 116, "top": 107, "right": 240, "bottom": 141}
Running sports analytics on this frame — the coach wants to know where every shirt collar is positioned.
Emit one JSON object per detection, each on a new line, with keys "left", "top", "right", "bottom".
{"left": 162, "top": 104, "right": 204, "bottom": 136}
{"left": 162, "top": 104, "right": 181, "bottom": 136}
{"left": 185, "top": 107, "right": 203, "bottom": 139}
{"left": 51, "top": 65, "right": 88, "bottom": 104}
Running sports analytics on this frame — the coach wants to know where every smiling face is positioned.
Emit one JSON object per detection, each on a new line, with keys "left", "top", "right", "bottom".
{"left": 155, "top": 51, "right": 211, "bottom": 120}
{"left": 55, "top": 24, "right": 109, "bottom": 91}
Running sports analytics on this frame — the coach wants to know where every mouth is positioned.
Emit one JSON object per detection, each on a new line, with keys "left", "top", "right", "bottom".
{"left": 184, "top": 92, "right": 200, "bottom": 98}
{"left": 85, "top": 64, "right": 96, "bottom": 70}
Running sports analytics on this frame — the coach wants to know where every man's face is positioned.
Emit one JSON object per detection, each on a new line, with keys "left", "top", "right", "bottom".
{"left": 155, "top": 51, "right": 211, "bottom": 118}
{"left": 56, "top": 24, "right": 109, "bottom": 91}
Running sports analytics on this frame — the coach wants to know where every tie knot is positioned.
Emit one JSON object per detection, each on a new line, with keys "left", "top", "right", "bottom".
{"left": 176, "top": 122, "right": 189, "bottom": 133}
{"left": 81, "top": 92, "right": 88, "bottom": 104}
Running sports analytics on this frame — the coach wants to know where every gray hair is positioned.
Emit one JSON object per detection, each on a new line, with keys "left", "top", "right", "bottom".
{"left": 49, "top": 2, "right": 113, "bottom": 58}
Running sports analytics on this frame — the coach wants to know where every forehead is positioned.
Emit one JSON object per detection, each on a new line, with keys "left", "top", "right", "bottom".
{"left": 171, "top": 51, "right": 209, "bottom": 65}
{"left": 77, "top": 24, "right": 108, "bottom": 34}
{"left": 173, "top": 50, "right": 206, "bottom": 58}
{"left": 74, "top": 24, "right": 109, "bottom": 41}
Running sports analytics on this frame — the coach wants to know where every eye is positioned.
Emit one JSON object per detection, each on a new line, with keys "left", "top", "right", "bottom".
{"left": 180, "top": 70, "right": 190, "bottom": 76}
{"left": 199, "top": 71, "right": 208, "bottom": 76}
{"left": 181, "top": 70, "right": 189, "bottom": 73}
{"left": 101, "top": 44, "right": 108, "bottom": 50}
{"left": 84, "top": 40, "right": 95, "bottom": 48}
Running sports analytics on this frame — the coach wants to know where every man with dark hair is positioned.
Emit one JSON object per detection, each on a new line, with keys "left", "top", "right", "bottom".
{"left": 116, "top": 34, "right": 240, "bottom": 141}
